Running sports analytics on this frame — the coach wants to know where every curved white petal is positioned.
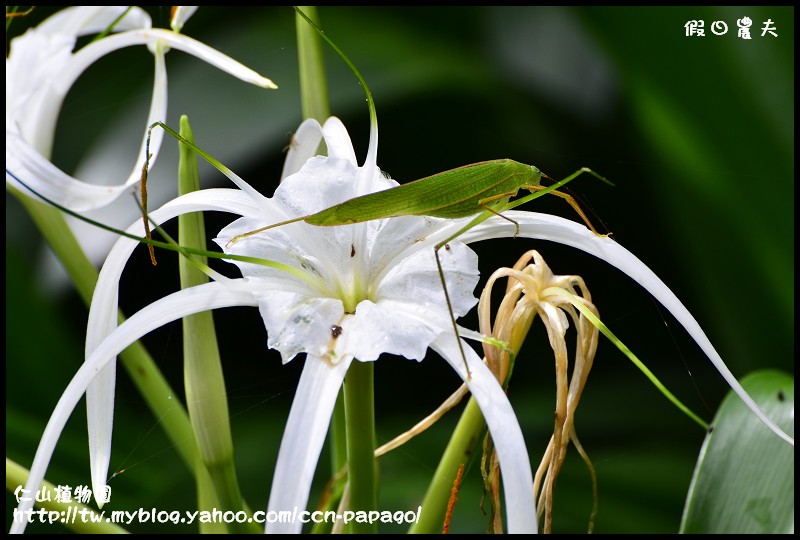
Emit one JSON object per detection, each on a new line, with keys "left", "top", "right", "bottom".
{"left": 6, "top": 10, "right": 275, "bottom": 212}
{"left": 87, "top": 187, "right": 277, "bottom": 368}
{"left": 6, "top": 7, "right": 152, "bottom": 151}
{"left": 265, "top": 354, "right": 353, "bottom": 533}
{"left": 83, "top": 188, "right": 264, "bottom": 497}
{"left": 281, "top": 118, "right": 324, "bottom": 180}
{"left": 7, "top": 38, "right": 168, "bottom": 212}
{"left": 85, "top": 358, "right": 115, "bottom": 510}
{"left": 319, "top": 117, "right": 358, "bottom": 166}
{"left": 430, "top": 334, "right": 537, "bottom": 533}
{"left": 280, "top": 117, "right": 359, "bottom": 181}
{"left": 34, "top": 6, "right": 151, "bottom": 37}
{"left": 464, "top": 212, "right": 793, "bottom": 446}
{"left": 11, "top": 281, "right": 258, "bottom": 533}
{"left": 7, "top": 7, "right": 150, "bottom": 155}
{"left": 61, "top": 29, "right": 276, "bottom": 94}
{"left": 5, "top": 141, "right": 132, "bottom": 210}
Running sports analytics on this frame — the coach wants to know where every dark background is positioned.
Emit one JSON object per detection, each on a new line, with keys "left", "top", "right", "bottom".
{"left": 7, "top": 6, "right": 793, "bottom": 533}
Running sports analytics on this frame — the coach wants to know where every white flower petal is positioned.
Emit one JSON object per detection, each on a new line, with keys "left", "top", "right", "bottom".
{"left": 281, "top": 118, "right": 324, "bottom": 180}
{"left": 35, "top": 6, "right": 151, "bottom": 37}
{"left": 83, "top": 188, "right": 265, "bottom": 496}
{"left": 89, "top": 187, "right": 261, "bottom": 350}
{"left": 265, "top": 354, "right": 353, "bottom": 533}
{"left": 278, "top": 156, "right": 393, "bottom": 218}
{"left": 280, "top": 117, "right": 360, "bottom": 181}
{"left": 5, "top": 141, "right": 134, "bottom": 211}
{"left": 85, "top": 360, "right": 115, "bottom": 509}
{"left": 342, "top": 300, "right": 440, "bottom": 361}
{"left": 465, "top": 211, "right": 793, "bottom": 446}
{"left": 256, "top": 291, "right": 345, "bottom": 363}
{"left": 375, "top": 237, "right": 479, "bottom": 319}
{"left": 319, "top": 116, "right": 358, "bottom": 166}
{"left": 7, "top": 37, "right": 168, "bottom": 213}
{"left": 6, "top": 7, "right": 152, "bottom": 149}
{"left": 62, "top": 30, "right": 276, "bottom": 91}
{"left": 12, "top": 281, "right": 258, "bottom": 533}
{"left": 6, "top": 7, "right": 275, "bottom": 213}
{"left": 430, "top": 334, "right": 537, "bottom": 533}
{"left": 7, "top": 7, "right": 150, "bottom": 154}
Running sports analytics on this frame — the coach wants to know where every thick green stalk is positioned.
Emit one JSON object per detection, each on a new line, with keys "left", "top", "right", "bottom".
{"left": 177, "top": 116, "right": 257, "bottom": 533}
{"left": 296, "top": 6, "right": 331, "bottom": 122}
{"left": 409, "top": 397, "right": 486, "bottom": 534}
{"left": 343, "top": 361, "right": 377, "bottom": 533}
{"left": 329, "top": 397, "right": 347, "bottom": 503}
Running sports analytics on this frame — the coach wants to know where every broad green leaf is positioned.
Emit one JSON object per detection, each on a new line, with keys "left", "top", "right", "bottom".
{"left": 681, "top": 370, "right": 794, "bottom": 534}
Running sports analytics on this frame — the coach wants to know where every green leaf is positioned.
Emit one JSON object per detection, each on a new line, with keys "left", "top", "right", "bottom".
{"left": 680, "top": 370, "right": 794, "bottom": 534}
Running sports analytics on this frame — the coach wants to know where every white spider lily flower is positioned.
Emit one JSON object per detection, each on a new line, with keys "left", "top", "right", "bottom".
{"left": 217, "top": 118, "right": 538, "bottom": 533}
{"left": 5, "top": 5, "right": 276, "bottom": 212}
{"left": 11, "top": 116, "right": 537, "bottom": 534}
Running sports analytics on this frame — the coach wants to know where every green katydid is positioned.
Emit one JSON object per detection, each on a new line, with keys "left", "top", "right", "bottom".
{"left": 228, "top": 158, "right": 606, "bottom": 237}
{"left": 225, "top": 158, "right": 610, "bottom": 379}
{"left": 274, "top": 6, "right": 612, "bottom": 376}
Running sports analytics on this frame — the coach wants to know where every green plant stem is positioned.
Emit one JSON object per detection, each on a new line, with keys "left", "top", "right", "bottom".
{"left": 344, "top": 360, "right": 377, "bottom": 533}
{"left": 177, "top": 116, "right": 257, "bottom": 533}
{"left": 296, "top": 6, "right": 330, "bottom": 122}
{"left": 409, "top": 396, "right": 486, "bottom": 534}
{"left": 329, "top": 396, "right": 347, "bottom": 488}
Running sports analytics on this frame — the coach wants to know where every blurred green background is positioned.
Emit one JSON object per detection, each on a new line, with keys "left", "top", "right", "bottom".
{"left": 6, "top": 6, "right": 793, "bottom": 533}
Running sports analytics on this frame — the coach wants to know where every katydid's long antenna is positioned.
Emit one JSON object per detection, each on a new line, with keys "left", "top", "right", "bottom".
{"left": 6, "top": 168, "right": 316, "bottom": 285}
{"left": 294, "top": 7, "right": 378, "bottom": 182}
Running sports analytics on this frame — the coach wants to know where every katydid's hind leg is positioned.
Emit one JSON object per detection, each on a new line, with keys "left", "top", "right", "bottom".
{"left": 478, "top": 191, "right": 520, "bottom": 237}
{"left": 531, "top": 166, "right": 613, "bottom": 236}
{"left": 523, "top": 184, "right": 609, "bottom": 237}
{"left": 433, "top": 244, "right": 472, "bottom": 381}
{"left": 547, "top": 188, "right": 610, "bottom": 237}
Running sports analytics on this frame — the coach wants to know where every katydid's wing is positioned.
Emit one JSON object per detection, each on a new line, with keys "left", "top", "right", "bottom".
{"left": 306, "top": 159, "right": 537, "bottom": 225}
